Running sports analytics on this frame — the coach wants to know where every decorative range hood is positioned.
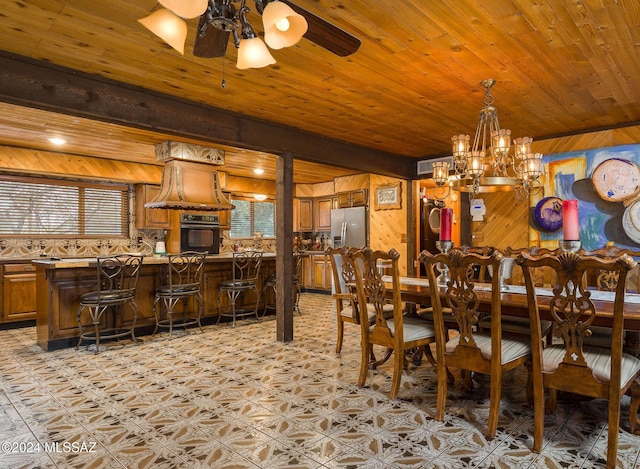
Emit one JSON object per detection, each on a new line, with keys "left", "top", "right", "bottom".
{"left": 145, "top": 141, "right": 234, "bottom": 211}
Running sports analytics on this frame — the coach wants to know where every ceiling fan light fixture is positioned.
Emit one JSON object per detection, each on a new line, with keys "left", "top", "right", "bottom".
{"left": 236, "top": 37, "right": 276, "bottom": 69}
{"left": 138, "top": 9, "right": 187, "bottom": 54}
{"left": 262, "top": 1, "right": 308, "bottom": 49}
{"left": 158, "top": 0, "right": 208, "bottom": 19}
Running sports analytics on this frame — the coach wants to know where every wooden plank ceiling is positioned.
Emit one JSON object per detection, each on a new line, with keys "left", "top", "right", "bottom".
{"left": 0, "top": 0, "right": 639, "bottom": 183}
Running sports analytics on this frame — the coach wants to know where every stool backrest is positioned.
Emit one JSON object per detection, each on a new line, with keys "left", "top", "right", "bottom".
{"left": 96, "top": 254, "right": 144, "bottom": 294}
{"left": 167, "top": 251, "right": 206, "bottom": 289}
{"left": 232, "top": 251, "right": 263, "bottom": 282}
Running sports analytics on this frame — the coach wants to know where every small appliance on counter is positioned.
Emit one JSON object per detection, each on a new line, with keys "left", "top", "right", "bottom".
{"left": 154, "top": 241, "right": 166, "bottom": 255}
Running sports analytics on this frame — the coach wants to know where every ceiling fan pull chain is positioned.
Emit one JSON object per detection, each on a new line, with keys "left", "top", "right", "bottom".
{"left": 221, "top": 54, "right": 227, "bottom": 88}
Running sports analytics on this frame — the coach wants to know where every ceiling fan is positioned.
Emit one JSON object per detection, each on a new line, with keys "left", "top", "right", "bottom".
{"left": 139, "top": 0, "right": 361, "bottom": 70}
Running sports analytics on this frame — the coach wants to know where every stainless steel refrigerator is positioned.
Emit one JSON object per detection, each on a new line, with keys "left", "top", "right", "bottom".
{"left": 331, "top": 206, "right": 367, "bottom": 248}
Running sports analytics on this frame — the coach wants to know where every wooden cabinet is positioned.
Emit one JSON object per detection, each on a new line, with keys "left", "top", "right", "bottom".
{"left": 351, "top": 189, "right": 368, "bottom": 207}
{"left": 302, "top": 253, "right": 332, "bottom": 291}
{"left": 135, "top": 184, "right": 171, "bottom": 230}
{"left": 311, "top": 255, "right": 328, "bottom": 289}
{"left": 296, "top": 198, "right": 313, "bottom": 232}
{"left": 337, "top": 189, "right": 368, "bottom": 208}
{"left": 301, "top": 255, "right": 312, "bottom": 288}
{"left": 315, "top": 197, "right": 333, "bottom": 231}
{"left": 2, "top": 263, "right": 37, "bottom": 322}
{"left": 337, "top": 192, "right": 351, "bottom": 208}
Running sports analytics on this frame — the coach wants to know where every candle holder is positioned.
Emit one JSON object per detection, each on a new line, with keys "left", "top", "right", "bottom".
{"left": 498, "top": 257, "right": 515, "bottom": 291}
{"left": 435, "top": 240, "right": 453, "bottom": 285}
{"left": 560, "top": 240, "right": 581, "bottom": 253}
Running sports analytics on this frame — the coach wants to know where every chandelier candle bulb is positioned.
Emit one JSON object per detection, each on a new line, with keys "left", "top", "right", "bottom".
{"left": 440, "top": 208, "right": 453, "bottom": 241}
{"left": 562, "top": 199, "right": 579, "bottom": 240}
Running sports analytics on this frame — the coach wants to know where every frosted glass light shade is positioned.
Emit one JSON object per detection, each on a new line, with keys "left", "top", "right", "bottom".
{"left": 158, "top": 0, "right": 208, "bottom": 19}
{"left": 138, "top": 9, "right": 187, "bottom": 54}
{"left": 236, "top": 37, "right": 276, "bottom": 69}
{"left": 262, "top": 0, "right": 308, "bottom": 49}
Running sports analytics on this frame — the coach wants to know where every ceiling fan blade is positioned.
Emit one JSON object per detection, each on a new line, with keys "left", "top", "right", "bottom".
{"left": 193, "top": 13, "right": 231, "bottom": 57}
{"left": 280, "top": 1, "right": 361, "bottom": 57}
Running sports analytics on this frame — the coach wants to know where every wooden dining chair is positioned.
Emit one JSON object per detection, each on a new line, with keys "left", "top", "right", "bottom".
{"left": 350, "top": 247, "right": 436, "bottom": 400}
{"left": 421, "top": 248, "right": 531, "bottom": 437}
{"left": 580, "top": 244, "right": 640, "bottom": 292}
{"left": 460, "top": 245, "right": 495, "bottom": 282}
{"left": 326, "top": 246, "right": 363, "bottom": 354}
{"left": 578, "top": 245, "right": 640, "bottom": 353}
{"left": 327, "top": 246, "right": 396, "bottom": 356}
{"left": 506, "top": 246, "right": 561, "bottom": 287}
{"left": 516, "top": 251, "right": 640, "bottom": 468}
{"left": 480, "top": 246, "right": 556, "bottom": 345}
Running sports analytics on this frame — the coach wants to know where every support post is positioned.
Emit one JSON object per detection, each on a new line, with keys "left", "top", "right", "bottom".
{"left": 276, "top": 151, "right": 294, "bottom": 341}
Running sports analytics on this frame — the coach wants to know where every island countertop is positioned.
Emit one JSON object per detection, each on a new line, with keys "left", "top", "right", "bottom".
{"left": 32, "top": 252, "right": 277, "bottom": 269}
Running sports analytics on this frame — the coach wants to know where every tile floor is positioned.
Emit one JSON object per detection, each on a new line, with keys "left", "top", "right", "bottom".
{"left": 0, "top": 293, "right": 639, "bottom": 468}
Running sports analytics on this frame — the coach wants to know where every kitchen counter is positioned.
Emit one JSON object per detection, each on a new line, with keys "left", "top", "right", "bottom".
{"left": 34, "top": 252, "right": 276, "bottom": 350}
{"left": 31, "top": 252, "right": 277, "bottom": 269}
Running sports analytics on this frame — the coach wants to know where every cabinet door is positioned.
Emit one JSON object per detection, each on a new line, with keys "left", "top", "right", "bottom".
{"left": 3, "top": 265, "right": 37, "bottom": 322}
{"left": 298, "top": 198, "right": 313, "bottom": 232}
{"left": 315, "top": 198, "right": 333, "bottom": 231}
{"left": 324, "top": 258, "right": 334, "bottom": 290}
{"left": 135, "top": 185, "right": 171, "bottom": 230}
{"left": 351, "top": 189, "right": 368, "bottom": 207}
{"left": 301, "top": 255, "right": 311, "bottom": 288}
{"left": 337, "top": 192, "right": 351, "bottom": 208}
{"left": 311, "top": 256, "right": 326, "bottom": 289}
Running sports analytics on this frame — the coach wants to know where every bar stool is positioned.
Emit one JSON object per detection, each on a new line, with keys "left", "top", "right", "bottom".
{"left": 76, "top": 254, "right": 143, "bottom": 354}
{"left": 263, "top": 251, "right": 303, "bottom": 315}
{"left": 153, "top": 251, "right": 206, "bottom": 339}
{"left": 217, "top": 251, "right": 263, "bottom": 327}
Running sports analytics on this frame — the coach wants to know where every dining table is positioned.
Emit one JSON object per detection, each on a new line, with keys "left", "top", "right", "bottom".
{"left": 384, "top": 275, "right": 640, "bottom": 355}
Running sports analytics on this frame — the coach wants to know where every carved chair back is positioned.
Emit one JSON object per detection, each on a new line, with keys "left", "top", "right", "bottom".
{"left": 516, "top": 250, "right": 640, "bottom": 465}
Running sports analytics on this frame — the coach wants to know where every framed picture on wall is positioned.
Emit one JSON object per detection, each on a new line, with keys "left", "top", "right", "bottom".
{"left": 374, "top": 183, "right": 402, "bottom": 210}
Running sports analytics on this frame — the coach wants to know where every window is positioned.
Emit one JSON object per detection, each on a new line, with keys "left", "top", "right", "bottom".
{"left": 230, "top": 197, "right": 275, "bottom": 238}
{"left": 0, "top": 175, "right": 129, "bottom": 237}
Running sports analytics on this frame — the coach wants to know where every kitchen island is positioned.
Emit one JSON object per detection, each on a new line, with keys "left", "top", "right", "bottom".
{"left": 33, "top": 253, "right": 276, "bottom": 350}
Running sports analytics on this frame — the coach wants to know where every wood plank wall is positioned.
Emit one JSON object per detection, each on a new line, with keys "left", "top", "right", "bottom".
{"left": 0, "top": 145, "right": 162, "bottom": 183}
{"left": 369, "top": 174, "right": 409, "bottom": 275}
{"left": 334, "top": 174, "right": 370, "bottom": 192}
{"left": 225, "top": 174, "right": 276, "bottom": 196}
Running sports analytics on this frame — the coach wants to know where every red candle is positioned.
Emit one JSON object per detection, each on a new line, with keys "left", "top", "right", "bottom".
{"left": 562, "top": 199, "right": 579, "bottom": 240}
{"left": 440, "top": 207, "right": 452, "bottom": 241}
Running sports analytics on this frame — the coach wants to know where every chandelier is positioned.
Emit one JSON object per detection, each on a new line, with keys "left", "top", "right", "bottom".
{"left": 436, "top": 79, "right": 543, "bottom": 201}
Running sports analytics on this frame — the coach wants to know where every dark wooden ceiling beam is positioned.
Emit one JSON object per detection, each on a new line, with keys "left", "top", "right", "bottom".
{"left": 0, "top": 51, "right": 414, "bottom": 180}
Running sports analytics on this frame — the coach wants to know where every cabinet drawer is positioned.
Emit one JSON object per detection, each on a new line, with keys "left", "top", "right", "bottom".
{"left": 4, "top": 263, "right": 36, "bottom": 273}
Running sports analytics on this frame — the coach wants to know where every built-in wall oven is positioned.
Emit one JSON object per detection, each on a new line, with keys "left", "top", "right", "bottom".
{"left": 180, "top": 213, "right": 220, "bottom": 254}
